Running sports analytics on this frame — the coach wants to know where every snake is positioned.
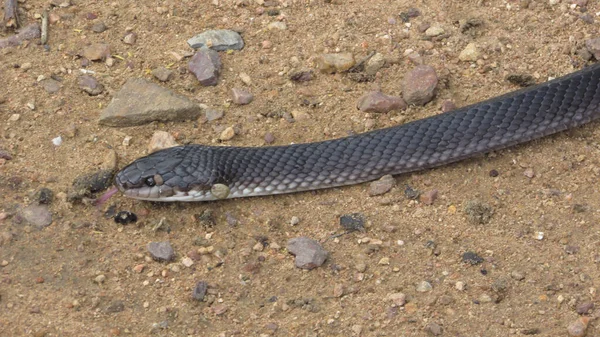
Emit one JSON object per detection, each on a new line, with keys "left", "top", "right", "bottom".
{"left": 114, "top": 63, "right": 600, "bottom": 202}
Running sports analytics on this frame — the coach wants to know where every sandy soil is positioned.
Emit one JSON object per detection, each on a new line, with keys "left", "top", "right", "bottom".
{"left": 2, "top": 0, "right": 600, "bottom": 336}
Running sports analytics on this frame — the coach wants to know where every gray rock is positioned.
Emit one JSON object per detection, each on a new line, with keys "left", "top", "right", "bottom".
{"left": 585, "top": 38, "right": 600, "bottom": 60}
{"left": 369, "top": 175, "right": 395, "bottom": 196}
{"left": 287, "top": 237, "right": 328, "bottom": 270}
{"left": 192, "top": 281, "right": 208, "bottom": 301}
{"left": 231, "top": 88, "right": 253, "bottom": 105}
{"left": 339, "top": 213, "right": 365, "bottom": 232}
{"left": 99, "top": 78, "right": 201, "bottom": 127}
{"left": 425, "top": 322, "right": 443, "bottom": 336}
{"left": 78, "top": 75, "right": 104, "bottom": 96}
{"left": 357, "top": 91, "right": 407, "bottom": 113}
{"left": 151, "top": 67, "right": 173, "bottom": 82}
{"left": 402, "top": 65, "right": 438, "bottom": 106}
{"left": 147, "top": 241, "right": 175, "bottom": 262}
{"left": 188, "top": 48, "right": 221, "bottom": 86}
{"left": 122, "top": 32, "right": 137, "bottom": 45}
{"left": 19, "top": 204, "right": 52, "bottom": 229}
{"left": 365, "top": 53, "right": 385, "bottom": 75}
{"left": 91, "top": 22, "right": 107, "bottom": 33}
{"left": 204, "top": 108, "right": 223, "bottom": 122}
{"left": 187, "top": 29, "right": 244, "bottom": 51}
{"left": 462, "top": 251, "right": 484, "bottom": 265}
{"left": 69, "top": 169, "right": 114, "bottom": 201}
{"left": 576, "top": 301, "right": 594, "bottom": 315}
{"left": 42, "top": 79, "right": 61, "bottom": 94}
{"left": 105, "top": 300, "right": 124, "bottom": 313}
{"left": 416, "top": 280, "right": 433, "bottom": 292}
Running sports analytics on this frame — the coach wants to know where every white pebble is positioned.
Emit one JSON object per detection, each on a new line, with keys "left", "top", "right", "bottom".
{"left": 52, "top": 136, "right": 63, "bottom": 146}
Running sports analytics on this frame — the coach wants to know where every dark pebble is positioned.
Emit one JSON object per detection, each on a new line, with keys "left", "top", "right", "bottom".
{"left": 69, "top": 169, "right": 114, "bottom": 201}
{"left": 114, "top": 211, "right": 137, "bottom": 225}
{"left": 290, "top": 70, "right": 314, "bottom": 82}
{"left": 506, "top": 74, "right": 536, "bottom": 87}
{"left": 339, "top": 213, "right": 366, "bottom": 232}
{"left": 35, "top": 188, "right": 54, "bottom": 204}
{"left": 489, "top": 169, "right": 499, "bottom": 177}
{"left": 576, "top": 301, "right": 594, "bottom": 315}
{"left": 462, "top": 251, "right": 484, "bottom": 265}
{"left": 105, "top": 300, "right": 124, "bottom": 313}
{"left": 580, "top": 13, "right": 594, "bottom": 24}
{"left": 192, "top": 281, "right": 208, "bottom": 301}
{"left": 404, "top": 185, "right": 420, "bottom": 199}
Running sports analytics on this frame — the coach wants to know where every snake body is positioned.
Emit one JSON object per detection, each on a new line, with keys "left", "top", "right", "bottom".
{"left": 115, "top": 63, "right": 600, "bottom": 202}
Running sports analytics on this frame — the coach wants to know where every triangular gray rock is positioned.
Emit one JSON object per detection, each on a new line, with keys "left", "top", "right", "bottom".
{"left": 187, "top": 29, "right": 244, "bottom": 51}
{"left": 99, "top": 78, "right": 201, "bottom": 127}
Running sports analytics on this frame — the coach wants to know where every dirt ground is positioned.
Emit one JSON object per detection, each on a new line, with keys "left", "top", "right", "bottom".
{"left": 2, "top": 0, "right": 600, "bottom": 336}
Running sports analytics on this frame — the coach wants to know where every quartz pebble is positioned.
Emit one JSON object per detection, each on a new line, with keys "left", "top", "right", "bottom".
{"left": 148, "top": 131, "right": 178, "bottom": 153}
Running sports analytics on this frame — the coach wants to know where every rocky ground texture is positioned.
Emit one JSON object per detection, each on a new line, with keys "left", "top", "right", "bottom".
{"left": 2, "top": 0, "right": 600, "bottom": 336}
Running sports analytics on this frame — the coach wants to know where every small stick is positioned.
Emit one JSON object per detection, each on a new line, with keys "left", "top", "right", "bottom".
{"left": 40, "top": 9, "right": 48, "bottom": 45}
{"left": 3, "top": 0, "right": 20, "bottom": 29}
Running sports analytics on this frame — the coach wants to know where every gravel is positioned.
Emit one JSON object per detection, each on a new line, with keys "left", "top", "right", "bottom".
{"left": 402, "top": 65, "right": 438, "bottom": 106}
{"left": 147, "top": 241, "right": 175, "bottom": 262}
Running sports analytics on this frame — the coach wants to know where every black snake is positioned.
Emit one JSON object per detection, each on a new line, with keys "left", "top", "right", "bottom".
{"left": 115, "top": 63, "right": 600, "bottom": 202}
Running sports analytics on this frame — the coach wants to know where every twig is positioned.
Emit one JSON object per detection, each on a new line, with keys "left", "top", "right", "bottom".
{"left": 40, "top": 10, "right": 48, "bottom": 45}
{"left": 3, "top": 0, "right": 20, "bottom": 29}
{"left": 0, "top": 23, "right": 40, "bottom": 49}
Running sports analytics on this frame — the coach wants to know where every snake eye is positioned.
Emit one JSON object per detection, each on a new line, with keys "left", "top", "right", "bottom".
{"left": 144, "top": 176, "right": 156, "bottom": 187}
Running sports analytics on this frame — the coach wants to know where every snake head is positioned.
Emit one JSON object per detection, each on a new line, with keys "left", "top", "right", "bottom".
{"left": 114, "top": 146, "right": 216, "bottom": 201}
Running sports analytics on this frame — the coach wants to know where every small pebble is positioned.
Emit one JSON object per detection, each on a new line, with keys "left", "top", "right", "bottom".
{"left": 152, "top": 67, "right": 174, "bottom": 82}
{"left": 459, "top": 43, "right": 480, "bottom": 62}
{"left": 91, "top": 22, "right": 107, "bottom": 33}
{"left": 192, "top": 281, "right": 208, "bottom": 301}
{"left": 462, "top": 251, "right": 484, "bottom": 265}
{"left": 147, "top": 241, "right": 175, "bottom": 262}
{"left": 416, "top": 280, "right": 432, "bottom": 292}
{"left": 425, "top": 25, "right": 444, "bottom": 37}
{"left": 317, "top": 53, "right": 355, "bottom": 74}
{"left": 357, "top": 91, "right": 407, "bottom": 113}
{"left": 425, "top": 322, "right": 443, "bottom": 336}
{"left": 567, "top": 317, "right": 589, "bottom": 337}
{"left": 188, "top": 48, "right": 221, "bottom": 86}
{"left": 267, "top": 21, "right": 287, "bottom": 30}
{"left": 122, "top": 32, "right": 137, "bottom": 45}
{"left": 94, "top": 274, "right": 106, "bottom": 284}
{"left": 287, "top": 237, "right": 328, "bottom": 270}
{"left": 204, "top": 109, "right": 224, "bottom": 122}
{"left": 231, "top": 88, "right": 253, "bottom": 105}
{"left": 369, "top": 175, "right": 395, "bottom": 196}
{"left": 576, "top": 301, "right": 594, "bottom": 315}
{"left": 82, "top": 43, "right": 110, "bottom": 61}
{"left": 219, "top": 127, "right": 236, "bottom": 141}
{"left": 441, "top": 100, "right": 456, "bottom": 112}
{"left": 339, "top": 213, "right": 365, "bottom": 232}
{"left": 402, "top": 65, "right": 438, "bottom": 106}
{"left": 114, "top": 211, "right": 137, "bottom": 225}
{"left": 419, "top": 189, "right": 438, "bottom": 205}
{"left": 148, "top": 131, "right": 178, "bottom": 153}
{"left": 387, "top": 292, "right": 406, "bottom": 306}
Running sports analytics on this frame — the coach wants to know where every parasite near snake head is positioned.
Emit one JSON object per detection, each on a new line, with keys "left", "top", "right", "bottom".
{"left": 114, "top": 145, "right": 231, "bottom": 201}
